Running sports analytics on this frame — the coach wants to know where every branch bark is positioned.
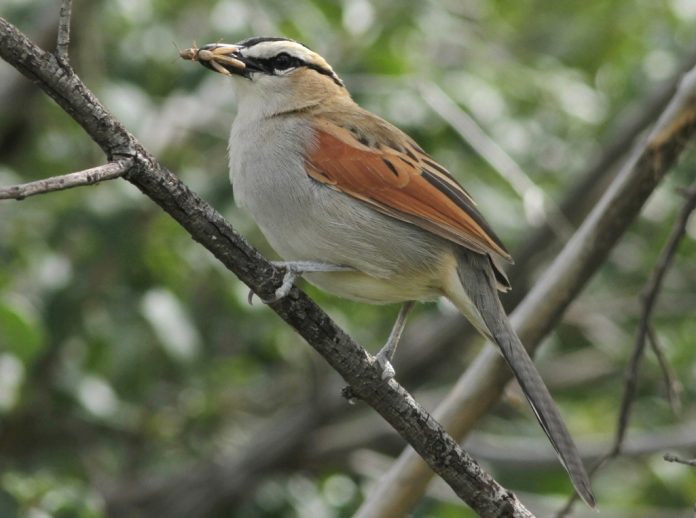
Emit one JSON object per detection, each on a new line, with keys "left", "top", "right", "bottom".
{"left": 0, "top": 161, "right": 129, "bottom": 200}
{"left": 355, "top": 63, "right": 696, "bottom": 518}
{"left": 56, "top": 0, "right": 71, "bottom": 61}
{"left": 663, "top": 454, "right": 696, "bottom": 467}
{"left": 0, "top": 15, "right": 533, "bottom": 518}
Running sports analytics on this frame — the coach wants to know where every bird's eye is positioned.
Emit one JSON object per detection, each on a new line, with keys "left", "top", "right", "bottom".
{"left": 272, "top": 52, "right": 296, "bottom": 70}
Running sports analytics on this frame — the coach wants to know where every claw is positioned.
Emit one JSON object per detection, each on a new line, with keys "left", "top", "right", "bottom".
{"left": 267, "top": 270, "right": 298, "bottom": 303}
{"left": 371, "top": 302, "right": 415, "bottom": 381}
{"left": 375, "top": 352, "right": 396, "bottom": 380}
{"left": 248, "top": 262, "right": 354, "bottom": 306}
{"left": 245, "top": 266, "right": 296, "bottom": 307}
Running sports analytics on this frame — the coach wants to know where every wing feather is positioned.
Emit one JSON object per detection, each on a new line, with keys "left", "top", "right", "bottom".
{"left": 305, "top": 118, "right": 512, "bottom": 265}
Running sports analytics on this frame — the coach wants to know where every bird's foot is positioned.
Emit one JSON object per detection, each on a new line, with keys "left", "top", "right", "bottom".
{"left": 372, "top": 301, "right": 415, "bottom": 381}
{"left": 374, "top": 350, "right": 396, "bottom": 380}
{"left": 248, "top": 261, "right": 354, "bottom": 304}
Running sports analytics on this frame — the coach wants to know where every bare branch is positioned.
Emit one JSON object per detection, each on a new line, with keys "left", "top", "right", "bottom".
{"left": 465, "top": 423, "right": 696, "bottom": 469}
{"left": 0, "top": 161, "right": 130, "bottom": 200}
{"left": 647, "top": 325, "right": 683, "bottom": 414}
{"left": 618, "top": 181, "right": 696, "bottom": 449}
{"left": 664, "top": 453, "right": 696, "bottom": 467}
{"left": 0, "top": 16, "right": 533, "bottom": 518}
{"left": 356, "top": 63, "right": 696, "bottom": 518}
{"left": 56, "top": 0, "right": 72, "bottom": 61}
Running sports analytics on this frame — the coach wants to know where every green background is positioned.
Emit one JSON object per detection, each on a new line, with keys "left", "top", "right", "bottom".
{"left": 1, "top": 0, "right": 695, "bottom": 516}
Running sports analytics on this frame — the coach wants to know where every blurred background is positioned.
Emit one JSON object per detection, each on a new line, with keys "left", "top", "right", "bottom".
{"left": 1, "top": 0, "right": 695, "bottom": 516}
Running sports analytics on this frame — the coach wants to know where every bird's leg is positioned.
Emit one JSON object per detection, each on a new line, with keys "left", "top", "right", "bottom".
{"left": 374, "top": 301, "right": 415, "bottom": 380}
{"left": 250, "top": 261, "right": 355, "bottom": 304}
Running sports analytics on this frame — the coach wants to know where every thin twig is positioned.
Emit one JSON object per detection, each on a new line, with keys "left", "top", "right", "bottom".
{"left": 557, "top": 179, "right": 696, "bottom": 517}
{"left": 647, "top": 325, "right": 682, "bottom": 414}
{"left": 56, "top": 0, "right": 72, "bottom": 61}
{"left": 664, "top": 453, "right": 696, "bottom": 467}
{"left": 418, "top": 81, "right": 574, "bottom": 240}
{"left": 0, "top": 161, "right": 131, "bottom": 200}
{"left": 618, "top": 181, "right": 696, "bottom": 449}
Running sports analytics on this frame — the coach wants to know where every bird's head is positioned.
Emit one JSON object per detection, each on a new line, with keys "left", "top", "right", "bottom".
{"left": 183, "top": 37, "right": 349, "bottom": 117}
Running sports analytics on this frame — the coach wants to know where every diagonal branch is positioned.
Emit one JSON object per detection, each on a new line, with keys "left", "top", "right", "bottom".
{"left": 355, "top": 62, "right": 696, "bottom": 518}
{"left": 0, "top": 161, "right": 130, "bottom": 200}
{"left": 0, "top": 15, "right": 533, "bottom": 518}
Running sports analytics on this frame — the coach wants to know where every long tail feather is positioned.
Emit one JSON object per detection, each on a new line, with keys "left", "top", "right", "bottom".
{"left": 450, "top": 251, "right": 596, "bottom": 508}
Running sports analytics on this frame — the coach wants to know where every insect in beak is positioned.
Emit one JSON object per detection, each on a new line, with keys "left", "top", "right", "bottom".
{"left": 180, "top": 43, "right": 246, "bottom": 76}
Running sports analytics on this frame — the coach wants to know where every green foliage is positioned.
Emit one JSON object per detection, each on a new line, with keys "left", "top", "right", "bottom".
{"left": 0, "top": 299, "right": 45, "bottom": 365}
{"left": 1, "top": 1, "right": 696, "bottom": 516}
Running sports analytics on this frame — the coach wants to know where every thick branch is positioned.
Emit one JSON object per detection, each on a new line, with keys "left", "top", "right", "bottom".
{"left": 0, "top": 161, "right": 130, "bottom": 200}
{"left": 355, "top": 63, "right": 696, "bottom": 518}
{"left": 0, "top": 16, "right": 532, "bottom": 518}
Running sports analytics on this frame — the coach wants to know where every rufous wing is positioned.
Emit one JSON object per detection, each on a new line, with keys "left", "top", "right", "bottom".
{"left": 305, "top": 118, "right": 512, "bottom": 264}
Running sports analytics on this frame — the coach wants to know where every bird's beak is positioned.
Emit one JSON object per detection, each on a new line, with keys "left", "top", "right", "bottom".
{"left": 180, "top": 43, "right": 248, "bottom": 77}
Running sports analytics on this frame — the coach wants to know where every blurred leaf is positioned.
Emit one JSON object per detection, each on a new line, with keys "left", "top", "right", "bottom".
{"left": 0, "top": 299, "right": 45, "bottom": 365}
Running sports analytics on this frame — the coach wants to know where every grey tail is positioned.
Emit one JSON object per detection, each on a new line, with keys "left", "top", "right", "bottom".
{"left": 455, "top": 251, "right": 596, "bottom": 508}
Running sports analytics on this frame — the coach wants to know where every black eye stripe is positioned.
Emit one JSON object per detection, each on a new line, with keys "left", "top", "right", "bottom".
{"left": 305, "top": 63, "right": 344, "bottom": 87}
{"left": 271, "top": 52, "right": 301, "bottom": 70}
{"left": 244, "top": 52, "right": 344, "bottom": 87}
{"left": 250, "top": 53, "right": 303, "bottom": 72}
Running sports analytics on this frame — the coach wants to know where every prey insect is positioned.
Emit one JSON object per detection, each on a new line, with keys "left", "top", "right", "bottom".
{"left": 179, "top": 42, "right": 245, "bottom": 76}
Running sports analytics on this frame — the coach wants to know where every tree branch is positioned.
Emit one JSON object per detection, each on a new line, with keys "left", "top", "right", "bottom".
{"left": 0, "top": 15, "right": 533, "bottom": 518}
{"left": 56, "top": 0, "right": 71, "bottom": 61}
{"left": 615, "top": 181, "right": 696, "bottom": 452}
{"left": 663, "top": 453, "right": 696, "bottom": 467}
{"left": 647, "top": 325, "right": 682, "bottom": 414}
{"left": 346, "top": 420, "right": 696, "bottom": 474}
{"left": 355, "top": 62, "right": 696, "bottom": 518}
{"left": 0, "top": 161, "right": 130, "bottom": 200}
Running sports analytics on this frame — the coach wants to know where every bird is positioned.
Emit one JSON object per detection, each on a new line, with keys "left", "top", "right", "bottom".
{"left": 181, "top": 37, "right": 595, "bottom": 507}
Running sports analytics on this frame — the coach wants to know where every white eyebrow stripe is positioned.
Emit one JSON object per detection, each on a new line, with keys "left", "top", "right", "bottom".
{"left": 241, "top": 41, "right": 315, "bottom": 62}
{"left": 238, "top": 39, "right": 343, "bottom": 86}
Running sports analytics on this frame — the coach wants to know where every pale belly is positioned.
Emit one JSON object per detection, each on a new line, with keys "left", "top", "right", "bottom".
{"left": 243, "top": 181, "right": 453, "bottom": 304}
{"left": 303, "top": 269, "right": 445, "bottom": 304}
